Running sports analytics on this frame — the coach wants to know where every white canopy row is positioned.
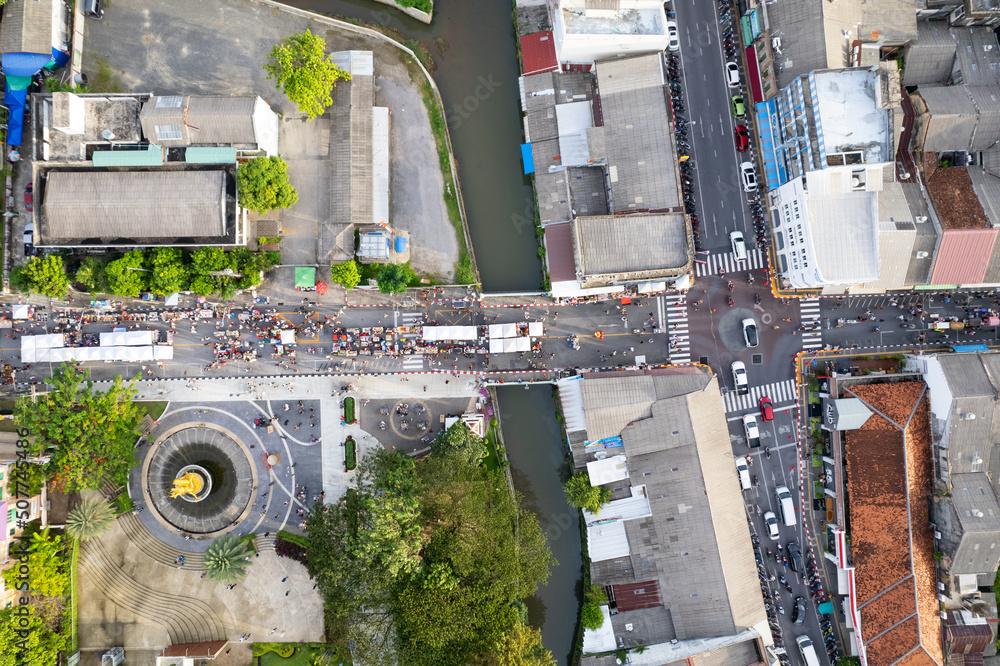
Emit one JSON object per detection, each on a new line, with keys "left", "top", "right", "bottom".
{"left": 23, "top": 345, "right": 173, "bottom": 364}
{"left": 421, "top": 325, "right": 478, "bottom": 342}
{"left": 99, "top": 330, "right": 155, "bottom": 347}
{"left": 487, "top": 322, "right": 543, "bottom": 340}
{"left": 488, "top": 337, "right": 531, "bottom": 354}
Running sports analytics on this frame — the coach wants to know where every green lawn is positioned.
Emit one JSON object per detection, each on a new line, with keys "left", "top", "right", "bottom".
{"left": 258, "top": 644, "right": 352, "bottom": 666}
{"left": 483, "top": 422, "right": 501, "bottom": 472}
{"left": 139, "top": 401, "right": 168, "bottom": 420}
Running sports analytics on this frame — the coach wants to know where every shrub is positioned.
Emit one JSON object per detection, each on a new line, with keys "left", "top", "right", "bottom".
{"left": 345, "top": 437, "right": 357, "bottom": 471}
{"left": 343, "top": 396, "right": 356, "bottom": 424}
{"left": 275, "top": 536, "right": 307, "bottom": 564}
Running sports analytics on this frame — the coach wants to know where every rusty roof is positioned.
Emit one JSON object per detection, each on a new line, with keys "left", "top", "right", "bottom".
{"left": 612, "top": 580, "right": 662, "bottom": 612}
{"left": 843, "top": 382, "right": 942, "bottom": 666}
{"left": 926, "top": 166, "right": 990, "bottom": 229}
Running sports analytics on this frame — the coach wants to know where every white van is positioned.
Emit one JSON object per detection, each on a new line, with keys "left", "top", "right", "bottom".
{"left": 730, "top": 231, "right": 748, "bottom": 262}
{"left": 775, "top": 485, "right": 797, "bottom": 527}
{"left": 796, "top": 635, "right": 821, "bottom": 666}
{"left": 736, "top": 457, "right": 751, "bottom": 491}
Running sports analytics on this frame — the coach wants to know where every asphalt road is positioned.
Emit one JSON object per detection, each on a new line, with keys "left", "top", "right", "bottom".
{"left": 674, "top": 0, "right": 757, "bottom": 254}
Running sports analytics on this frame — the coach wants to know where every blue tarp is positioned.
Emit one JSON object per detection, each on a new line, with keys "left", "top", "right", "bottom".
{"left": 521, "top": 143, "right": 534, "bottom": 175}
{"left": 952, "top": 344, "right": 990, "bottom": 353}
{"left": 2, "top": 50, "right": 69, "bottom": 146}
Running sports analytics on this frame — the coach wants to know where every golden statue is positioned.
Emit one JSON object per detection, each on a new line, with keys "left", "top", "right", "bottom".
{"left": 170, "top": 472, "right": 204, "bottom": 499}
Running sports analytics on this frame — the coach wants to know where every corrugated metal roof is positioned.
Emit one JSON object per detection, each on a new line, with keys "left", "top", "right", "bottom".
{"left": 920, "top": 86, "right": 978, "bottom": 152}
{"left": 520, "top": 31, "right": 559, "bottom": 77}
{"left": 574, "top": 213, "right": 690, "bottom": 277}
{"left": 557, "top": 376, "right": 588, "bottom": 433}
{"left": 583, "top": 485, "right": 652, "bottom": 523}
{"left": 556, "top": 100, "right": 593, "bottom": 167}
{"left": 903, "top": 22, "right": 956, "bottom": 86}
{"left": 587, "top": 519, "right": 630, "bottom": 562}
{"left": 184, "top": 147, "right": 237, "bottom": 164}
{"left": 930, "top": 229, "right": 997, "bottom": 284}
{"left": 139, "top": 96, "right": 261, "bottom": 147}
{"left": 587, "top": 454, "right": 629, "bottom": 485}
{"left": 92, "top": 145, "right": 165, "bottom": 167}
{"left": 952, "top": 28, "right": 1000, "bottom": 87}
{"left": 0, "top": 0, "right": 56, "bottom": 56}
{"left": 372, "top": 107, "right": 390, "bottom": 225}
{"left": 330, "top": 50, "right": 373, "bottom": 77}
{"left": 544, "top": 222, "right": 577, "bottom": 283}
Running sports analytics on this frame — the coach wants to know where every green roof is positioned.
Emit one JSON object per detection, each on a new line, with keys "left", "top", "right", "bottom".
{"left": 92, "top": 144, "right": 164, "bottom": 167}
{"left": 294, "top": 267, "right": 316, "bottom": 288}
{"left": 185, "top": 147, "right": 237, "bottom": 164}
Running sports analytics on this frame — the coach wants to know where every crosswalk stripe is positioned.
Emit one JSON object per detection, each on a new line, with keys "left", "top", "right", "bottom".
{"left": 723, "top": 379, "right": 797, "bottom": 413}
{"left": 798, "top": 299, "right": 823, "bottom": 350}
{"left": 694, "top": 249, "right": 764, "bottom": 277}
{"left": 401, "top": 357, "right": 425, "bottom": 369}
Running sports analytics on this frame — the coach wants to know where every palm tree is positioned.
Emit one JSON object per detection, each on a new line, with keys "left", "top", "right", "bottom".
{"left": 204, "top": 534, "right": 253, "bottom": 584}
{"left": 66, "top": 498, "right": 116, "bottom": 542}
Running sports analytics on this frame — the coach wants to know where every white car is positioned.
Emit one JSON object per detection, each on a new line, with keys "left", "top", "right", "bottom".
{"left": 740, "top": 162, "right": 758, "bottom": 192}
{"left": 742, "top": 318, "right": 759, "bottom": 348}
{"left": 764, "top": 511, "right": 780, "bottom": 540}
{"left": 743, "top": 414, "right": 760, "bottom": 445}
{"left": 725, "top": 62, "right": 740, "bottom": 87}
{"left": 736, "top": 457, "right": 751, "bottom": 490}
{"left": 732, "top": 361, "right": 748, "bottom": 395}
{"left": 730, "top": 230, "right": 747, "bottom": 262}
{"left": 667, "top": 21, "right": 680, "bottom": 52}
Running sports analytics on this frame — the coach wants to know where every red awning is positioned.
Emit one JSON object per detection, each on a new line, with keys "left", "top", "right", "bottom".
{"left": 745, "top": 45, "right": 763, "bottom": 105}
{"left": 621, "top": 297, "right": 632, "bottom": 304}
{"left": 316, "top": 281, "right": 328, "bottom": 295}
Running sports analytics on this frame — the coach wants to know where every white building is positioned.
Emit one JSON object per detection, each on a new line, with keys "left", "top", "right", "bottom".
{"left": 552, "top": 0, "right": 670, "bottom": 67}
{"left": 772, "top": 164, "right": 916, "bottom": 293}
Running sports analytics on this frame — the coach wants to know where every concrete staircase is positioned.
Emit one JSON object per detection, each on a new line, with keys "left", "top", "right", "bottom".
{"left": 78, "top": 537, "right": 227, "bottom": 644}
{"left": 117, "top": 512, "right": 207, "bottom": 570}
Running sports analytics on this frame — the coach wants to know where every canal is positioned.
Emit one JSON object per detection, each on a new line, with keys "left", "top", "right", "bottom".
{"left": 497, "top": 385, "right": 582, "bottom": 666}
{"left": 285, "top": 0, "right": 543, "bottom": 292}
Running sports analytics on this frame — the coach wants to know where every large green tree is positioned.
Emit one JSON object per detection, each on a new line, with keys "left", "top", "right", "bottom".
{"left": 0, "top": 606, "right": 66, "bottom": 666}
{"left": 236, "top": 155, "right": 298, "bottom": 215}
{"left": 148, "top": 247, "right": 189, "bottom": 295}
{"left": 263, "top": 29, "right": 351, "bottom": 119}
{"left": 563, "top": 471, "right": 611, "bottom": 515}
{"left": 105, "top": 250, "right": 148, "bottom": 297}
{"left": 1, "top": 528, "right": 68, "bottom": 597}
{"left": 15, "top": 364, "right": 143, "bottom": 492}
{"left": 431, "top": 421, "right": 488, "bottom": 466}
{"left": 580, "top": 584, "right": 606, "bottom": 631}
{"left": 330, "top": 260, "right": 360, "bottom": 289}
{"left": 13, "top": 255, "right": 69, "bottom": 298}
{"left": 74, "top": 256, "right": 108, "bottom": 294}
{"left": 477, "top": 622, "right": 555, "bottom": 666}
{"left": 189, "top": 247, "right": 228, "bottom": 296}
{"left": 66, "top": 497, "right": 116, "bottom": 542}
{"left": 376, "top": 263, "right": 411, "bottom": 294}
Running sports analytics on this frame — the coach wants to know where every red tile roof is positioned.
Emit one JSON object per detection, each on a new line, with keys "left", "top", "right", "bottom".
{"left": 929, "top": 229, "right": 997, "bottom": 285}
{"left": 520, "top": 31, "right": 559, "bottom": 76}
{"left": 612, "top": 580, "right": 661, "bottom": 612}
{"left": 844, "top": 382, "right": 942, "bottom": 666}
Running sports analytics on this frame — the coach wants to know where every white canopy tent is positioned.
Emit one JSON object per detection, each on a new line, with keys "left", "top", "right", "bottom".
{"left": 421, "top": 326, "right": 478, "bottom": 342}
{"left": 279, "top": 329, "right": 296, "bottom": 345}
{"left": 11, "top": 304, "right": 29, "bottom": 320}
{"left": 528, "top": 322, "right": 543, "bottom": 337}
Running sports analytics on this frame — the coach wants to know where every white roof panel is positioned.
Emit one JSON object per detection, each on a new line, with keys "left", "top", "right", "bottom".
{"left": 587, "top": 519, "right": 630, "bottom": 562}
{"left": 372, "top": 107, "right": 390, "bottom": 225}
{"left": 587, "top": 454, "right": 630, "bottom": 485}
{"left": 582, "top": 606, "right": 618, "bottom": 653}
{"left": 528, "top": 322, "right": 544, "bottom": 336}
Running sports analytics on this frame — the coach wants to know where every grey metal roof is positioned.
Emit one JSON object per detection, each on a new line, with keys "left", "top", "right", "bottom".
{"left": 139, "top": 96, "right": 262, "bottom": 147}
{"left": 566, "top": 166, "right": 609, "bottom": 217}
{"left": 903, "top": 22, "right": 956, "bottom": 86}
{"left": 968, "top": 165, "right": 1000, "bottom": 229}
{"left": 41, "top": 169, "right": 227, "bottom": 242}
{"left": 967, "top": 86, "right": 1000, "bottom": 150}
{"left": 594, "top": 54, "right": 681, "bottom": 212}
{"left": 0, "top": 0, "right": 56, "bottom": 55}
{"left": 322, "top": 65, "right": 374, "bottom": 263}
{"left": 952, "top": 28, "right": 1000, "bottom": 87}
{"left": 901, "top": 182, "right": 938, "bottom": 286}
{"left": 573, "top": 213, "right": 690, "bottom": 278}
{"left": 764, "top": 0, "right": 828, "bottom": 89}
{"left": 938, "top": 354, "right": 998, "bottom": 398}
{"left": 948, "top": 473, "right": 1000, "bottom": 576}
{"left": 577, "top": 372, "right": 767, "bottom": 642}
{"left": 533, "top": 140, "right": 572, "bottom": 226}
{"left": 918, "top": 86, "right": 979, "bottom": 152}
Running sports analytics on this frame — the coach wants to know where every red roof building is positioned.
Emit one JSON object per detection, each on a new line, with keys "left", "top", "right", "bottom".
{"left": 520, "top": 31, "right": 559, "bottom": 76}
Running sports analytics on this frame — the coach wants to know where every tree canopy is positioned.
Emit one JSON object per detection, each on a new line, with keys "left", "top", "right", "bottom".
{"left": 74, "top": 256, "right": 109, "bottom": 294}
{"left": 105, "top": 250, "right": 148, "bottom": 298}
{"left": 307, "top": 445, "right": 553, "bottom": 665}
{"left": 204, "top": 534, "right": 253, "bottom": 584}
{"left": 11, "top": 255, "right": 69, "bottom": 298}
{"left": 264, "top": 30, "right": 351, "bottom": 120}
{"left": 66, "top": 498, "right": 116, "bottom": 542}
{"left": 564, "top": 471, "right": 611, "bottom": 515}
{"left": 0, "top": 606, "right": 66, "bottom": 666}
{"left": 236, "top": 156, "right": 298, "bottom": 215}
{"left": 376, "top": 263, "right": 412, "bottom": 294}
{"left": 580, "top": 584, "right": 606, "bottom": 631}
{"left": 330, "top": 260, "right": 361, "bottom": 289}
{"left": 431, "top": 421, "right": 488, "bottom": 466}
{"left": 1, "top": 528, "right": 68, "bottom": 598}
{"left": 15, "top": 364, "right": 143, "bottom": 492}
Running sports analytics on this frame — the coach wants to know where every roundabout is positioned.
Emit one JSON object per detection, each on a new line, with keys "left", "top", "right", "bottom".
{"left": 143, "top": 423, "right": 258, "bottom": 537}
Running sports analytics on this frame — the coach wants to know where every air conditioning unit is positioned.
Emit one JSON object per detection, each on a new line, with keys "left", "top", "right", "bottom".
{"left": 966, "top": 413, "right": 977, "bottom": 420}
{"left": 935, "top": 531, "right": 942, "bottom": 539}
{"left": 916, "top": 216, "right": 928, "bottom": 223}
{"left": 916, "top": 251, "right": 929, "bottom": 259}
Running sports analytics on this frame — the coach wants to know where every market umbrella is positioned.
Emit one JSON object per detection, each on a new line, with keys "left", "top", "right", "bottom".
{"left": 316, "top": 281, "right": 328, "bottom": 295}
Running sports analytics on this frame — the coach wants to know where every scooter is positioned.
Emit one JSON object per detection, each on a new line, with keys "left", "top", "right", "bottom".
{"left": 755, "top": 294, "right": 762, "bottom": 305}
{"left": 379, "top": 421, "right": 386, "bottom": 430}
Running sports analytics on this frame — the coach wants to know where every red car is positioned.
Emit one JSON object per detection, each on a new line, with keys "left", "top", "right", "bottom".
{"left": 759, "top": 396, "right": 774, "bottom": 421}
{"left": 23, "top": 183, "right": 32, "bottom": 212}
{"left": 735, "top": 125, "right": 749, "bottom": 152}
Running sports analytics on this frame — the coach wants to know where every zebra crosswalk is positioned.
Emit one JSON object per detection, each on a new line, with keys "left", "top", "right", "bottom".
{"left": 399, "top": 312, "right": 424, "bottom": 326}
{"left": 400, "top": 356, "right": 425, "bottom": 371}
{"left": 665, "top": 297, "right": 691, "bottom": 364}
{"left": 723, "top": 379, "right": 797, "bottom": 413}
{"left": 694, "top": 249, "right": 765, "bottom": 277}
{"left": 799, "top": 298, "right": 823, "bottom": 350}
